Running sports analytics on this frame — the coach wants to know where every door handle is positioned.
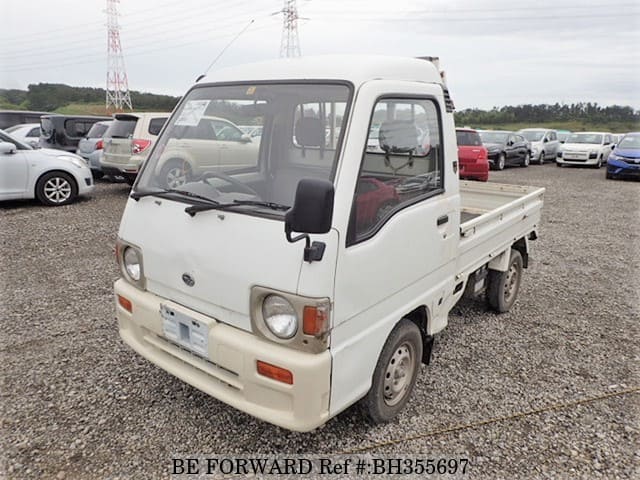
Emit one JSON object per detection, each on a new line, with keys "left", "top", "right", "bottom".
{"left": 437, "top": 215, "right": 449, "bottom": 226}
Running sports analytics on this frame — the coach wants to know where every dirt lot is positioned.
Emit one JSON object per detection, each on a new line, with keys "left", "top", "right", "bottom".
{"left": 1, "top": 164, "right": 638, "bottom": 479}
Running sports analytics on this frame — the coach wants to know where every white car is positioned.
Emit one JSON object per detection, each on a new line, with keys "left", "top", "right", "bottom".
{"left": 0, "top": 129, "right": 94, "bottom": 206}
{"left": 4, "top": 123, "right": 41, "bottom": 148}
{"left": 557, "top": 132, "right": 615, "bottom": 168}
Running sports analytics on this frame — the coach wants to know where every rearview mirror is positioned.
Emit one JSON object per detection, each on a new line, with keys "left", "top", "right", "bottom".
{"left": 284, "top": 178, "right": 334, "bottom": 262}
{"left": 0, "top": 142, "right": 16, "bottom": 154}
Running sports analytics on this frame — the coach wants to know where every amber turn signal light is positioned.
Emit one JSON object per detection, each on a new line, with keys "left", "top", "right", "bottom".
{"left": 257, "top": 360, "right": 293, "bottom": 385}
{"left": 117, "top": 295, "right": 132, "bottom": 313}
{"left": 303, "top": 305, "right": 329, "bottom": 336}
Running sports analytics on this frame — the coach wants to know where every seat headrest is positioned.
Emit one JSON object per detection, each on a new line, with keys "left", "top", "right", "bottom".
{"left": 295, "top": 117, "right": 325, "bottom": 147}
{"left": 378, "top": 120, "right": 420, "bottom": 154}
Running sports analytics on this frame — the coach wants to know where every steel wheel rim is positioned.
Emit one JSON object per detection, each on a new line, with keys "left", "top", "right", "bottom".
{"left": 44, "top": 177, "right": 71, "bottom": 203}
{"left": 499, "top": 155, "right": 505, "bottom": 169}
{"left": 383, "top": 342, "right": 415, "bottom": 406}
{"left": 524, "top": 154, "right": 529, "bottom": 166}
{"left": 503, "top": 262, "right": 520, "bottom": 304}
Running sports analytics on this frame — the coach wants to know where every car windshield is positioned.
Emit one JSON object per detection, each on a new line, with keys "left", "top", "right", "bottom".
{"left": 135, "top": 82, "right": 352, "bottom": 217}
{"left": 479, "top": 131, "right": 509, "bottom": 143}
{"left": 105, "top": 117, "right": 136, "bottom": 139}
{"left": 86, "top": 122, "right": 110, "bottom": 138}
{"left": 520, "top": 131, "right": 545, "bottom": 142}
{"left": 567, "top": 133, "right": 603, "bottom": 144}
{"left": 617, "top": 134, "right": 640, "bottom": 149}
{"left": 456, "top": 130, "right": 482, "bottom": 146}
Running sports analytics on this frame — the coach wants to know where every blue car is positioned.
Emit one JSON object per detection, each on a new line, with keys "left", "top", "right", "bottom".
{"left": 606, "top": 132, "right": 640, "bottom": 180}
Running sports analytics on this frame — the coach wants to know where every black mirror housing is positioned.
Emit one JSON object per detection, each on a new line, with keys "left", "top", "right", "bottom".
{"left": 285, "top": 178, "right": 334, "bottom": 234}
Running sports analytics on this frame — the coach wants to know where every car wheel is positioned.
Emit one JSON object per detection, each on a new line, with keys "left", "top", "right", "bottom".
{"left": 160, "top": 159, "right": 192, "bottom": 188}
{"left": 497, "top": 153, "right": 506, "bottom": 170}
{"left": 92, "top": 171, "right": 104, "bottom": 180}
{"left": 363, "top": 319, "right": 423, "bottom": 424}
{"left": 487, "top": 249, "right": 523, "bottom": 313}
{"left": 556, "top": 162, "right": 563, "bottom": 167}
{"left": 538, "top": 152, "right": 545, "bottom": 165}
{"left": 594, "top": 156, "right": 602, "bottom": 169}
{"left": 35, "top": 171, "right": 78, "bottom": 206}
{"left": 521, "top": 152, "right": 530, "bottom": 167}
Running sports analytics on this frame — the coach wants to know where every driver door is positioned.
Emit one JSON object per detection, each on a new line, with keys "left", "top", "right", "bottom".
{"left": 0, "top": 143, "right": 29, "bottom": 198}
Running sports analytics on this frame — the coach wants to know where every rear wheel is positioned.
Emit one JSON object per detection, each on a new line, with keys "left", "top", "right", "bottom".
{"left": 363, "top": 319, "right": 423, "bottom": 424}
{"left": 487, "top": 249, "right": 523, "bottom": 313}
{"left": 35, "top": 171, "right": 78, "bottom": 206}
{"left": 160, "top": 159, "right": 192, "bottom": 188}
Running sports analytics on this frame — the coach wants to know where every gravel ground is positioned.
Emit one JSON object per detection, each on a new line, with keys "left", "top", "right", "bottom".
{"left": 1, "top": 164, "right": 638, "bottom": 479}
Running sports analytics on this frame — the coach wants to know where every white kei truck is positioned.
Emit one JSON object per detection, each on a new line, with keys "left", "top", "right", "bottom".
{"left": 114, "top": 55, "right": 544, "bottom": 432}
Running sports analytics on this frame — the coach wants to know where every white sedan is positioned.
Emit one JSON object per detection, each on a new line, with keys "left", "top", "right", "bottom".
{"left": 0, "top": 129, "right": 95, "bottom": 206}
{"left": 4, "top": 123, "right": 41, "bottom": 148}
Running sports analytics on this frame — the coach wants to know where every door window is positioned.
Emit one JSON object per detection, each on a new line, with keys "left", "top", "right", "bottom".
{"left": 350, "top": 97, "right": 443, "bottom": 244}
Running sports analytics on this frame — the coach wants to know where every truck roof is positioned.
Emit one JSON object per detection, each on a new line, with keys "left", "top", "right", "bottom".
{"left": 204, "top": 55, "right": 444, "bottom": 88}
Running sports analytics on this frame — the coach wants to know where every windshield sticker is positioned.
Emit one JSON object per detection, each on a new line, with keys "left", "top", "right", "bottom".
{"left": 175, "top": 100, "right": 210, "bottom": 126}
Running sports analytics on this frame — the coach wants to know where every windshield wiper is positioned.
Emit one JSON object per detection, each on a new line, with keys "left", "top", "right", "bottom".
{"left": 130, "top": 188, "right": 220, "bottom": 206}
{"left": 184, "top": 199, "right": 290, "bottom": 217}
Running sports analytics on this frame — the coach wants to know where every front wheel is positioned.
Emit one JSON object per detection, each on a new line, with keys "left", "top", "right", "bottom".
{"left": 487, "top": 249, "right": 523, "bottom": 313}
{"left": 36, "top": 171, "right": 78, "bottom": 206}
{"left": 160, "top": 159, "right": 192, "bottom": 188}
{"left": 521, "top": 152, "right": 530, "bottom": 167}
{"left": 538, "top": 152, "right": 545, "bottom": 165}
{"left": 594, "top": 156, "right": 603, "bottom": 169}
{"left": 496, "top": 153, "right": 506, "bottom": 171}
{"left": 363, "top": 319, "right": 423, "bottom": 424}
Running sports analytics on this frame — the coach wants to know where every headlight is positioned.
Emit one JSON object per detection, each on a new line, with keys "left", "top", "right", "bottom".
{"left": 590, "top": 150, "right": 598, "bottom": 156}
{"left": 123, "top": 247, "right": 141, "bottom": 281}
{"left": 262, "top": 295, "right": 298, "bottom": 339}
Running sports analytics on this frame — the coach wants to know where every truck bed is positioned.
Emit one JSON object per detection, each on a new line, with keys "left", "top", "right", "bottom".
{"left": 457, "top": 180, "right": 545, "bottom": 277}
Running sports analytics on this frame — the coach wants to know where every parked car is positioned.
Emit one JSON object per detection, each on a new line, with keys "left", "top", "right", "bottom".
{"left": 517, "top": 128, "right": 560, "bottom": 164}
{"left": 606, "top": 132, "right": 640, "bottom": 180}
{"left": 354, "top": 177, "right": 399, "bottom": 230}
{"left": 152, "top": 115, "right": 258, "bottom": 188}
{"left": 76, "top": 120, "right": 113, "bottom": 179}
{"left": 456, "top": 127, "right": 489, "bottom": 181}
{"left": 0, "top": 110, "right": 50, "bottom": 130}
{"left": 478, "top": 130, "right": 531, "bottom": 170}
{"left": 100, "top": 112, "right": 169, "bottom": 185}
{"left": 556, "top": 132, "right": 614, "bottom": 168}
{"left": 4, "top": 123, "right": 41, "bottom": 148}
{"left": 556, "top": 130, "right": 571, "bottom": 144}
{"left": 39, "top": 114, "right": 111, "bottom": 153}
{"left": 0, "top": 129, "right": 94, "bottom": 206}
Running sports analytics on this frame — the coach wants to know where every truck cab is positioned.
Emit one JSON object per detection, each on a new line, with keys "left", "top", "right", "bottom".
{"left": 114, "top": 55, "right": 544, "bottom": 431}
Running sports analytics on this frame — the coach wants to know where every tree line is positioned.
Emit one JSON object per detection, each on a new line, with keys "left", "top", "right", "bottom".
{"left": 454, "top": 103, "right": 639, "bottom": 126}
{"left": 0, "top": 83, "right": 180, "bottom": 112}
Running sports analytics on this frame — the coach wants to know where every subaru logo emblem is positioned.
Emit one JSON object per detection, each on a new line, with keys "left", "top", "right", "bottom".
{"left": 182, "top": 273, "right": 195, "bottom": 287}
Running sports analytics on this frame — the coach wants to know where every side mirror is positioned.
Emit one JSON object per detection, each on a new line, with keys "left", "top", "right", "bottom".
{"left": 285, "top": 178, "right": 334, "bottom": 262}
{"left": 543, "top": 138, "right": 549, "bottom": 143}
{"left": 239, "top": 134, "right": 251, "bottom": 143}
{"left": 0, "top": 142, "right": 16, "bottom": 154}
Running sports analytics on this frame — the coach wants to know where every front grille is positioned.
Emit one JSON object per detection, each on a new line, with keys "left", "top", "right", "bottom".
{"left": 622, "top": 158, "right": 640, "bottom": 165}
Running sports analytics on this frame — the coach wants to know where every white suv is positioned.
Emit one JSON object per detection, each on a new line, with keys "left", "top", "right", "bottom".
{"left": 100, "top": 112, "right": 169, "bottom": 184}
{"left": 557, "top": 132, "right": 614, "bottom": 168}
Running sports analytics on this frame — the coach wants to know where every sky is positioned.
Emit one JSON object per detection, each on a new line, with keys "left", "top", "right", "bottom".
{"left": 1, "top": 0, "right": 639, "bottom": 110}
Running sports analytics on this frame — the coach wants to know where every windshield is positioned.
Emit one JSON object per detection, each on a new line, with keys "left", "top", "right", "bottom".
{"left": 135, "top": 83, "right": 352, "bottom": 216}
{"left": 456, "top": 130, "right": 482, "bottom": 146}
{"left": 618, "top": 134, "right": 640, "bottom": 149}
{"left": 566, "top": 133, "right": 603, "bottom": 144}
{"left": 479, "top": 131, "right": 509, "bottom": 144}
{"left": 557, "top": 132, "right": 570, "bottom": 142}
{"left": 86, "top": 122, "right": 110, "bottom": 138}
{"left": 520, "top": 131, "right": 545, "bottom": 142}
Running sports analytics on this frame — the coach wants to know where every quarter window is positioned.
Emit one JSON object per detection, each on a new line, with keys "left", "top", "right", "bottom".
{"left": 350, "top": 98, "right": 443, "bottom": 243}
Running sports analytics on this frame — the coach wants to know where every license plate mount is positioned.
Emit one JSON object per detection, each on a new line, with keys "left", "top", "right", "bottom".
{"left": 160, "top": 304, "right": 210, "bottom": 359}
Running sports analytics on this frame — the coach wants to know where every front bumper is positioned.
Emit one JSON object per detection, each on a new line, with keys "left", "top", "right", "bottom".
{"left": 114, "top": 279, "right": 332, "bottom": 432}
{"left": 557, "top": 151, "right": 599, "bottom": 165}
{"left": 607, "top": 158, "right": 640, "bottom": 177}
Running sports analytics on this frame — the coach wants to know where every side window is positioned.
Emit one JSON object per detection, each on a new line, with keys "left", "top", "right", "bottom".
{"left": 28, "top": 127, "right": 40, "bottom": 137}
{"left": 350, "top": 97, "right": 443, "bottom": 243}
{"left": 550, "top": 132, "right": 557, "bottom": 141}
{"left": 148, "top": 117, "right": 167, "bottom": 136}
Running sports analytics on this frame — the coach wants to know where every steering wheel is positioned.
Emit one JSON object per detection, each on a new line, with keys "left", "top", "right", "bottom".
{"left": 199, "top": 171, "right": 259, "bottom": 197}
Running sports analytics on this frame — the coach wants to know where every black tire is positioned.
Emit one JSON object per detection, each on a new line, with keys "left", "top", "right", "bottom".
{"left": 497, "top": 153, "right": 506, "bottom": 171}
{"left": 556, "top": 161, "right": 563, "bottom": 167}
{"left": 487, "top": 249, "right": 523, "bottom": 313}
{"left": 35, "top": 171, "right": 78, "bottom": 206}
{"left": 92, "top": 171, "right": 104, "bottom": 180}
{"left": 594, "top": 156, "right": 603, "bottom": 169}
{"left": 160, "top": 159, "right": 192, "bottom": 188}
{"left": 521, "top": 152, "right": 530, "bottom": 167}
{"left": 538, "top": 152, "right": 545, "bottom": 165}
{"left": 124, "top": 174, "right": 136, "bottom": 186}
{"left": 363, "top": 319, "right": 423, "bottom": 424}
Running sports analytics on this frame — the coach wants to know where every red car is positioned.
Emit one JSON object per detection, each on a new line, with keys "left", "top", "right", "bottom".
{"left": 456, "top": 128, "right": 489, "bottom": 182}
{"left": 355, "top": 177, "right": 399, "bottom": 230}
